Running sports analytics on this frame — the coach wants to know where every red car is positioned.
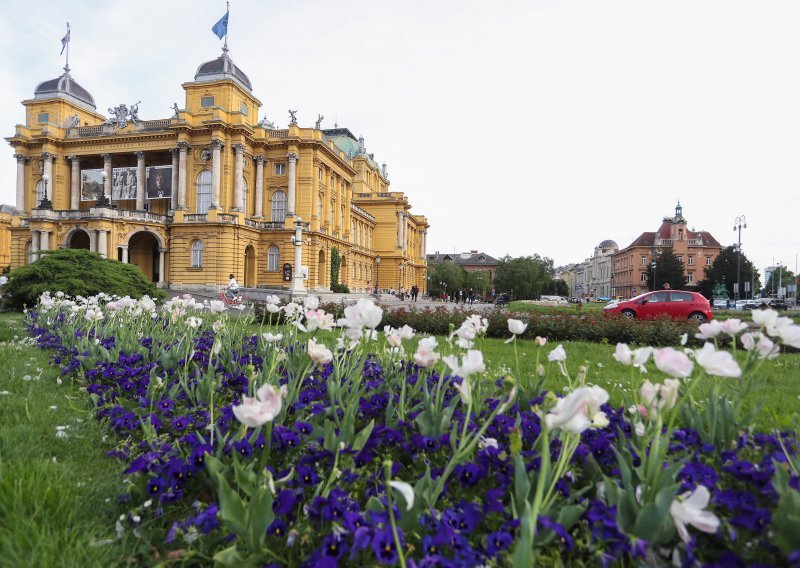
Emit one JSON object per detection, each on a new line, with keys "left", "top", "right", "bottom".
{"left": 603, "top": 290, "right": 713, "bottom": 322}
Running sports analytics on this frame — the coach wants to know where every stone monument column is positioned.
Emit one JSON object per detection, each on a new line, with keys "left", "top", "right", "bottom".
{"left": 30, "top": 231, "right": 40, "bottom": 262}
{"left": 233, "top": 144, "right": 245, "bottom": 212}
{"left": 14, "top": 154, "right": 27, "bottom": 211}
{"left": 287, "top": 152, "right": 298, "bottom": 216}
{"left": 135, "top": 152, "right": 146, "bottom": 210}
{"left": 40, "top": 231, "right": 49, "bottom": 251}
{"left": 170, "top": 149, "right": 179, "bottom": 210}
{"left": 254, "top": 156, "right": 265, "bottom": 218}
{"left": 120, "top": 245, "right": 129, "bottom": 263}
{"left": 210, "top": 140, "right": 223, "bottom": 209}
{"left": 97, "top": 230, "right": 108, "bottom": 258}
{"left": 102, "top": 154, "right": 112, "bottom": 201}
{"left": 68, "top": 156, "right": 80, "bottom": 210}
{"left": 177, "top": 142, "right": 189, "bottom": 210}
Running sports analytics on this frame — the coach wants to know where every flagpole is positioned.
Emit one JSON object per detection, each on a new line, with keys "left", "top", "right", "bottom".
{"left": 64, "top": 22, "right": 70, "bottom": 73}
{"left": 224, "top": 1, "right": 229, "bottom": 53}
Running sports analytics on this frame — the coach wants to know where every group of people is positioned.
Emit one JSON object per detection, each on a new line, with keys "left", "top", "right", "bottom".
{"left": 397, "top": 285, "right": 420, "bottom": 302}
{"left": 441, "top": 288, "right": 482, "bottom": 305}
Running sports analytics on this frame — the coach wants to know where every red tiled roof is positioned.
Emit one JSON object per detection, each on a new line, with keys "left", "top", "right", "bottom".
{"left": 627, "top": 232, "right": 656, "bottom": 248}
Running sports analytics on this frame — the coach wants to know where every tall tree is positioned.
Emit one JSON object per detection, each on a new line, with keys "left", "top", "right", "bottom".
{"left": 765, "top": 267, "right": 796, "bottom": 297}
{"left": 495, "top": 255, "right": 557, "bottom": 299}
{"left": 646, "top": 248, "right": 686, "bottom": 291}
{"left": 698, "top": 245, "right": 761, "bottom": 299}
{"left": 427, "top": 262, "right": 467, "bottom": 298}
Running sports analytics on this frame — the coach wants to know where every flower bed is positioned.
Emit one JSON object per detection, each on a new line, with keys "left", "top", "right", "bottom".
{"left": 26, "top": 292, "right": 800, "bottom": 565}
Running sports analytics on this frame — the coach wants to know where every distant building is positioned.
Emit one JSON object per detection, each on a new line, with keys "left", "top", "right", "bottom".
{"left": 559, "top": 240, "right": 618, "bottom": 300}
{"left": 427, "top": 250, "right": 500, "bottom": 284}
{"left": 611, "top": 202, "right": 722, "bottom": 299}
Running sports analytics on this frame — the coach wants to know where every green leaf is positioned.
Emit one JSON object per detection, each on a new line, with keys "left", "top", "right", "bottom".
{"left": 213, "top": 545, "right": 246, "bottom": 566}
{"left": 352, "top": 420, "right": 375, "bottom": 453}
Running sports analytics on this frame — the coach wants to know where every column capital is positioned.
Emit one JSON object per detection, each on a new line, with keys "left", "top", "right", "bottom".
{"left": 66, "top": 155, "right": 79, "bottom": 162}
{"left": 101, "top": 153, "right": 112, "bottom": 163}
{"left": 211, "top": 139, "right": 224, "bottom": 150}
{"left": 287, "top": 152, "right": 299, "bottom": 162}
{"left": 254, "top": 155, "right": 265, "bottom": 165}
{"left": 176, "top": 141, "right": 190, "bottom": 151}
{"left": 41, "top": 151, "right": 56, "bottom": 162}
{"left": 119, "top": 244, "right": 129, "bottom": 250}
{"left": 170, "top": 148, "right": 178, "bottom": 157}
{"left": 232, "top": 143, "right": 245, "bottom": 153}
{"left": 14, "top": 153, "right": 28, "bottom": 164}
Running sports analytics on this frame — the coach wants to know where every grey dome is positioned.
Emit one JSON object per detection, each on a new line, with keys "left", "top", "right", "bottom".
{"left": 599, "top": 239, "right": 618, "bottom": 249}
{"left": 194, "top": 53, "right": 252, "bottom": 91}
{"left": 34, "top": 71, "right": 96, "bottom": 108}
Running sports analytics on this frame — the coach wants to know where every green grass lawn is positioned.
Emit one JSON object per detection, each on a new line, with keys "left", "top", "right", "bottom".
{"left": 0, "top": 313, "right": 145, "bottom": 567}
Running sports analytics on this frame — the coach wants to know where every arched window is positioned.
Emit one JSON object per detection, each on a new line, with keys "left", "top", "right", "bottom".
{"left": 268, "top": 245, "right": 280, "bottom": 271}
{"left": 35, "top": 180, "right": 46, "bottom": 206}
{"left": 191, "top": 240, "right": 204, "bottom": 268}
{"left": 196, "top": 170, "right": 212, "bottom": 213}
{"left": 271, "top": 190, "right": 287, "bottom": 222}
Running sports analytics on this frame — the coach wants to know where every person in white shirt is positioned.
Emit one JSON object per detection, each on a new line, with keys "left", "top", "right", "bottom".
{"left": 227, "top": 274, "right": 240, "bottom": 299}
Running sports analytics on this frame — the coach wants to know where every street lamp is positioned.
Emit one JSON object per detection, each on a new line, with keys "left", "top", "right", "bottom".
{"left": 733, "top": 215, "right": 747, "bottom": 301}
{"left": 289, "top": 216, "right": 306, "bottom": 297}
{"left": 398, "top": 262, "right": 404, "bottom": 290}
{"left": 374, "top": 255, "right": 381, "bottom": 296}
{"left": 651, "top": 260, "right": 657, "bottom": 292}
{"left": 38, "top": 174, "right": 52, "bottom": 210}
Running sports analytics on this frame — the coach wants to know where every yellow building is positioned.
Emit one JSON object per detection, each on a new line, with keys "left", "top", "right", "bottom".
{"left": 5, "top": 52, "right": 429, "bottom": 294}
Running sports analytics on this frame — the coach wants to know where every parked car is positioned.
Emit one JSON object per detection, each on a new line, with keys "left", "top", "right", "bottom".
{"left": 597, "top": 297, "right": 611, "bottom": 302}
{"left": 712, "top": 299, "right": 728, "bottom": 310}
{"left": 603, "top": 290, "right": 713, "bottom": 322}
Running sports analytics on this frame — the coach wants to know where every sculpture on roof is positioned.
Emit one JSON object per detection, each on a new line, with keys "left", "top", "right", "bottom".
{"left": 129, "top": 101, "right": 141, "bottom": 124}
{"left": 288, "top": 109, "right": 298, "bottom": 125}
{"left": 105, "top": 102, "right": 140, "bottom": 129}
{"left": 315, "top": 114, "right": 324, "bottom": 129}
{"left": 67, "top": 113, "right": 80, "bottom": 128}
{"left": 258, "top": 115, "right": 275, "bottom": 129}
{"left": 171, "top": 103, "right": 180, "bottom": 117}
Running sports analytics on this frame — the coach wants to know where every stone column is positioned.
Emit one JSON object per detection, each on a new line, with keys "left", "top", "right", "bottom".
{"left": 289, "top": 219, "right": 306, "bottom": 296}
{"left": 67, "top": 156, "right": 80, "bottom": 209}
{"left": 14, "top": 154, "right": 27, "bottom": 211}
{"left": 397, "top": 211, "right": 403, "bottom": 248}
{"left": 30, "top": 231, "right": 40, "bottom": 263}
{"left": 170, "top": 149, "right": 179, "bottom": 210}
{"left": 400, "top": 212, "right": 407, "bottom": 253}
{"left": 254, "top": 156, "right": 265, "bottom": 218}
{"left": 135, "top": 151, "right": 146, "bottom": 210}
{"left": 210, "top": 140, "right": 223, "bottom": 209}
{"left": 158, "top": 248, "right": 166, "bottom": 284}
{"left": 40, "top": 231, "right": 49, "bottom": 251}
{"left": 177, "top": 142, "right": 189, "bottom": 210}
{"left": 421, "top": 230, "right": 427, "bottom": 258}
{"left": 102, "top": 154, "right": 112, "bottom": 201}
{"left": 97, "top": 230, "right": 108, "bottom": 258}
{"left": 232, "top": 144, "right": 245, "bottom": 212}
{"left": 120, "top": 245, "right": 129, "bottom": 263}
{"left": 88, "top": 230, "right": 97, "bottom": 252}
{"left": 287, "top": 152, "right": 298, "bottom": 216}
{"left": 41, "top": 153, "right": 55, "bottom": 208}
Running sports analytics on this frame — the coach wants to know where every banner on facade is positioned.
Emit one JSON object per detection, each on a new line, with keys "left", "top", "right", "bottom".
{"left": 146, "top": 165, "right": 173, "bottom": 200}
{"left": 111, "top": 167, "right": 137, "bottom": 200}
{"left": 80, "top": 169, "right": 104, "bottom": 201}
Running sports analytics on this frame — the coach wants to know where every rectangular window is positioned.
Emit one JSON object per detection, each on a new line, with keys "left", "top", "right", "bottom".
{"left": 240, "top": 102, "right": 248, "bottom": 115}
{"left": 687, "top": 273, "right": 694, "bottom": 283}
{"left": 200, "top": 96, "right": 215, "bottom": 107}
{"left": 318, "top": 168, "right": 323, "bottom": 180}
{"left": 640, "top": 273, "right": 648, "bottom": 282}
{"left": 687, "top": 256, "right": 694, "bottom": 265}
{"left": 274, "top": 163, "right": 286, "bottom": 175}
{"left": 678, "top": 256, "right": 683, "bottom": 263}
{"left": 641, "top": 256, "right": 647, "bottom": 266}
{"left": 38, "top": 112, "right": 49, "bottom": 123}
{"left": 706, "top": 257, "right": 712, "bottom": 266}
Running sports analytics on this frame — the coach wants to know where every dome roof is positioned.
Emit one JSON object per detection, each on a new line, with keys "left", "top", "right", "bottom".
{"left": 328, "top": 135, "right": 359, "bottom": 158}
{"left": 33, "top": 70, "right": 96, "bottom": 108}
{"left": 598, "top": 239, "right": 618, "bottom": 249}
{"left": 193, "top": 52, "right": 252, "bottom": 91}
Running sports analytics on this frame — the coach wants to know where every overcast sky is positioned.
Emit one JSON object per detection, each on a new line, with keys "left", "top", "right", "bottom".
{"left": 1, "top": 0, "right": 798, "bottom": 278}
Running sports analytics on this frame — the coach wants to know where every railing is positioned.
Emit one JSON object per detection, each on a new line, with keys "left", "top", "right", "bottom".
{"left": 119, "top": 209, "right": 166, "bottom": 223}
{"left": 218, "top": 213, "right": 238, "bottom": 224}
{"left": 67, "top": 119, "right": 175, "bottom": 138}
{"left": 269, "top": 130, "right": 289, "bottom": 138}
{"left": 350, "top": 204, "right": 376, "bottom": 222}
{"left": 137, "top": 119, "right": 173, "bottom": 132}
{"left": 354, "top": 193, "right": 371, "bottom": 198}
{"left": 184, "top": 214, "right": 208, "bottom": 222}
{"left": 687, "top": 238, "right": 702, "bottom": 245}
{"left": 655, "top": 238, "right": 673, "bottom": 246}
{"left": 244, "top": 220, "right": 284, "bottom": 229}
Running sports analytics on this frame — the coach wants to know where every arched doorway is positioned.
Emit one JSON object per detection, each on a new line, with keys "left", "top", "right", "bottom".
{"left": 318, "top": 250, "right": 326, "bottom": 288}
{"left": 128, "top": 231, "right": 160, "bottom": 282}
{"left": 340, "top": 254, "right": 347, "bottom": 285}
{"left": 244, "top": 245, "right": 256, "bottom": 288}
{"left": 68, "top": 229, "right": 90, "bottom": 250}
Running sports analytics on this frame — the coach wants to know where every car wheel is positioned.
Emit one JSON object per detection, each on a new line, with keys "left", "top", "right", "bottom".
{"left": 621, "top": 309, "right": 636, "bottom": 319}
{"left": 688, "top": 312, "right": 707, "bottom": 323}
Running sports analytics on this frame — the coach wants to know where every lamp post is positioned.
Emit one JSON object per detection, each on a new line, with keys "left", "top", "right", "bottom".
{"left": 97, "top": 171, "right": 110, "bottom": 207}
{"left": 398, "top": 262, "right": 404, "bottom": 291}
{"left": 289, "top": 216, "right": 306, "bottom": 297}
{"left": 374, "top": 255, "right": 381, "bottom": 297}
{"left": 38, "top": 174, "right": 52, "bottom": 210}
{"left": 651, "top": 260, "right": 657, "bottom": 292}
{"left": 733, "top": 215, "right": 747, "bottom": 301}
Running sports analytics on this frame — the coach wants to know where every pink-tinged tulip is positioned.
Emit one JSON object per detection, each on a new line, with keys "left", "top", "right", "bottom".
{"left": 307, "top": 338, "right": 333, "bottom": 366}
{"left": 232, "top": 383, "right": 285, "bottom": 427}
{"left": 720, "top": 319, "right": 747, "bottom": 336}
{"left": 545, "top": 386, "right": 609, "bottom": 434}
{"left": 413, "top": 337, "right": 440, "bottom": 368}
{"left": 740, "top": 332, "right": 779, "bottom": 360}
{"left": 640, "top": 378, "right": 679, "bottom": 418}
{"left": 693, "top": 343, "right": 741, "bottom": 378}
{"left": 670, "top": 485, "right": 720, "bottom": 543}
{"left": 613, "top": 343, "right": 652, "bottom": 369}
{"left": 653, "top": 347, "right": 694, "bottom": 378}
{"left": 548, "top": 344, "right": 567, "bottom": 362}
{"left": 534, "top": 336, "right": 547, "bottom": 347}
{"left": 695, "top": 320, "right": 722, "bottom": 340}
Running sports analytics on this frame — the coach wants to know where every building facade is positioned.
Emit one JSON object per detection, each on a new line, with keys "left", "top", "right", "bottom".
{"left": 425, "top": 251, "right": 500, "bottom": 285}
{"left": 558, "top": 240, "right": 617, "bottom": 300}
{"left": 610, "top": 203, "right": 722, "bottom": 299}
{"left": 5, "top": 50, "right": 428, "bottom": 294}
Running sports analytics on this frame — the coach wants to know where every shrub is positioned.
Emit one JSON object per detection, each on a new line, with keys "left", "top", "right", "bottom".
{"left": 1, "top": 249, "right": 164, "bottom": 311}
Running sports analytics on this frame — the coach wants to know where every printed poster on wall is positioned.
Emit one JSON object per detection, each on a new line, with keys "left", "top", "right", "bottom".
{"left": 80, "top": 169, "right": 105, "bottom": 201}
{"left": 111, "top": 167, "right": 137, "bottom": 200}
{"left": 146, "top": 165, "right": 173, "bottom": 200}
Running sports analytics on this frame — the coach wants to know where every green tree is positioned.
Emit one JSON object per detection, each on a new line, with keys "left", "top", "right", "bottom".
{"left": 646, "top": 248, "right": 686, "bottom": 291}
{"left": 494, "top": 255, "right": 557, "bottom": 300}
{"left": 427, "top": 262, "right": 467, "bottom": 298}
{"left": 698, "top": 245, "right": 760, "bottom": 299}
{"left": 1, "top": 249, "right": 164, "bottom": 311}
{"left": 765, "top": 267, "right": 796, "bottom": 297}
{"left": 464, "top": 270, "right": 492, "bottom": 297}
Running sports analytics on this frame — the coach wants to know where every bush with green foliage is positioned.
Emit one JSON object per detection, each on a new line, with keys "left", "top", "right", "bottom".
{"left": 1, "top": 249, "right": 164, "bottom": 310}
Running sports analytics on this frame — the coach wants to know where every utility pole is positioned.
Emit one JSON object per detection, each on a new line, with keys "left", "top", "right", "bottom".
{"left": 733, "top": 215, "right": 746, "bottom": 301}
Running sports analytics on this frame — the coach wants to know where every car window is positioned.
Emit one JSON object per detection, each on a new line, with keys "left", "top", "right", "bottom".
{"left": 670, "top": 292, "right": 693, "bottom": 302}
{"left": 648, "top": 292, "right": 669, "bottom": 303}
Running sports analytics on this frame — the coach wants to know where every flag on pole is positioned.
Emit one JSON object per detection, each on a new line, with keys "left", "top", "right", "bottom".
{"left": 212, "top": 11, "right": 229, "bottom": 40}
{"left": 60, "top": 25, "right": 70, "bottom": 55}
